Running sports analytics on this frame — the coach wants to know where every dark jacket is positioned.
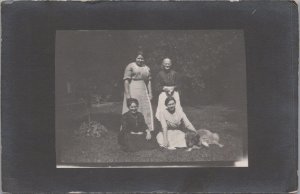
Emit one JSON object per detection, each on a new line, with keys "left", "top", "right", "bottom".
{"left": 121, "top": 111, "right": 148, "bottom": 133}
{"left": 155, "top": 69, "right": 181, "bottom": 93}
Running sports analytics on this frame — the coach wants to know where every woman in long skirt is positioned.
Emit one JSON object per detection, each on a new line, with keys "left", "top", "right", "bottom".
{"left": 122, "top": 52, "right": 154, "bottom": 131}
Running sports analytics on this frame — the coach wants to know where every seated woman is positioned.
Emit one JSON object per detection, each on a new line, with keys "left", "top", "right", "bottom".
{"left": 118, "top": 98, "right": 158, "bottom": 152}
{"left": 156, "top": 96, "right": 196, "bottom": 150}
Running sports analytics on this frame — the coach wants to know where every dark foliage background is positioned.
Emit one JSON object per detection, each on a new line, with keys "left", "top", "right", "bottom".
{"left": 55, "top": 30, "right": 246, "bottom": 107}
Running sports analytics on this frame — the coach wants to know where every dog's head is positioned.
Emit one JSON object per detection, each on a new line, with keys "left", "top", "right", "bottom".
{"left": 197, "top": 129, "right": 223, "bottom": 147}
{"left": 185, "top": 130, "right": 200, "bottom": 147}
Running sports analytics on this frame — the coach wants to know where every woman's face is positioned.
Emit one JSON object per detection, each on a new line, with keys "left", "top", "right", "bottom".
{"left": 162, "top": 59, "right": 172, "bottom": 71}
{"left": 166, "top": 100, "right": 176, "bottom": 112}
{"left": 129, "top": 102, "right": 138, "bottom": 114}
{"left": 136, "top": 55, "right": 144, "bottom": 66}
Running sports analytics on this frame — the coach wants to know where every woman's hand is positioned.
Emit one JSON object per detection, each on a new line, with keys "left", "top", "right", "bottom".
{"left": 147, "top": 81, "right": 152, "bottom": 100}
{"left": 124, "top": 80, "right": 131, "bottom": 99}
{"left": 167, "top": 90, "right": 174, "bottom": 97}
{"left": 164, "top": 86, "right": 175, "bottom": 96}
{"left": 146, "top": 130, "right": 151, "bottom": 140}
{"left": 162, "top": 139, "right": 169, "bottom": 148}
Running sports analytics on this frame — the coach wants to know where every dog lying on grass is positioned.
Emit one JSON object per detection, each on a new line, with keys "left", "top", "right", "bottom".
{"left": 185, "top": 129, "right": 224, "bottom": 151}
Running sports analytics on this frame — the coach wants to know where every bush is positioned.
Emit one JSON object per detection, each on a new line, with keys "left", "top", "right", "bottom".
{"left": 76, "top": 121, "right": 108, "bottom": 138}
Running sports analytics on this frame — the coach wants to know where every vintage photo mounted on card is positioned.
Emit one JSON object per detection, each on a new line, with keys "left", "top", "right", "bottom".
{"left": 55, "top": 30, "right": 248, "bottom": 168}
{"left": 2, "top": 0, "right": 298, "bottom": 193}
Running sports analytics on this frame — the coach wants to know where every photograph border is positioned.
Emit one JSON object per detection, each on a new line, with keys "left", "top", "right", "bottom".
{"left": 54, "top": 29, "right": 249, "bottom": 168}
{"left": 1, "top": 1, "right": 297, "bottom": 192}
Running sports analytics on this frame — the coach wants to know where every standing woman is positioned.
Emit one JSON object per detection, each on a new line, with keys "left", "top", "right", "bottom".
{"left": 155, "top": 58, "right": 182, "bottom": 121}
{"left": 122, "top": 52, "right": 154, "bottom": 131}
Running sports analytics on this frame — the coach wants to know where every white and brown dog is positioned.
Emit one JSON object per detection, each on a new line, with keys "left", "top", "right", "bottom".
{"left": 185, "top": 129, "right": 224, "bottom": 151}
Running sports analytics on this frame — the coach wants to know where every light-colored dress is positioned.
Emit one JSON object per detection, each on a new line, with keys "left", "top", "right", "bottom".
{"left": 156, "top": 108, "right": 196, "bottom": 148}
{"left": 122, "top": 62, "right": 154, "bottom": 131}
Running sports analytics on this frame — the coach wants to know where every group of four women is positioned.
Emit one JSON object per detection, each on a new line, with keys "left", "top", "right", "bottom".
{"left": 118, "top": 52, "right": 196, "bottom": 152}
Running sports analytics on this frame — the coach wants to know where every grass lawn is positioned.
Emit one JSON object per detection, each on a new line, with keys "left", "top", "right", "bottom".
{"left": 56, "top": 102, "right": 246, "bottom": 165}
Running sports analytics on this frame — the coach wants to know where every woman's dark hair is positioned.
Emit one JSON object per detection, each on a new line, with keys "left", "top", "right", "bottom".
{"left": 137, "top": 51, "right": 144, "bottom": 57}
{"left": 127, "top": 98, "right": 139, "bottom": 108}
{"left": 165, "top": 96, "right": 176, "bottom": 106}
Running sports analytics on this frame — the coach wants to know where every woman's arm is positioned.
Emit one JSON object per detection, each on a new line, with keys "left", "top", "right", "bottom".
{"left": 123, "top": 64, "right": 133, "bottom": 99}
{"left": 147, "top": 80, "right": 153, "bottom": 100}
{"left": 124, "top": 79, "right": 131, "bottom": 99}
{"left": 139, "top": 113, "right": 151, "bottom": 139}
{"left": 182, "top": 111, "right": 196, "bottom": 131}
{"left": 139, "top": 113, "right": 149, "bottom": 131}
{"left": 162, "top": 128, "right": 168, "bottom": 147}
{"left": 160, "top": 113, "right": 169, "bottom": 147}
{"left": 174, "top": 71, "right": 182, "bottom": 92}
{"left": 121, "top": 114, "right": 129, "bottom": 133}
{"left": 155, "top": 73, "right": 165, "bottom": 93}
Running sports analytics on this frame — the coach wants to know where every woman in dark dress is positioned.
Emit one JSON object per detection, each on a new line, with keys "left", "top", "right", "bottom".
{"left": 118, "top": 98, "right": 158, "bottom": 152}
{"left": 155, "top": 58, "right": 182, "bottom": 121}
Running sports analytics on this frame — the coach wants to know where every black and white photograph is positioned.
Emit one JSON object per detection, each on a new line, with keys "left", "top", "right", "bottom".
{"left": 2, "top": 1, "right": 298, "bottom": 192}
{"left": 55, "top": 30, "right": 248, "bottom": 167}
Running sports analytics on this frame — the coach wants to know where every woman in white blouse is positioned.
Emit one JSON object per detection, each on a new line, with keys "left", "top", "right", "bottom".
{"left": 156, "top": 96, "right": 196, "bottom": 149}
